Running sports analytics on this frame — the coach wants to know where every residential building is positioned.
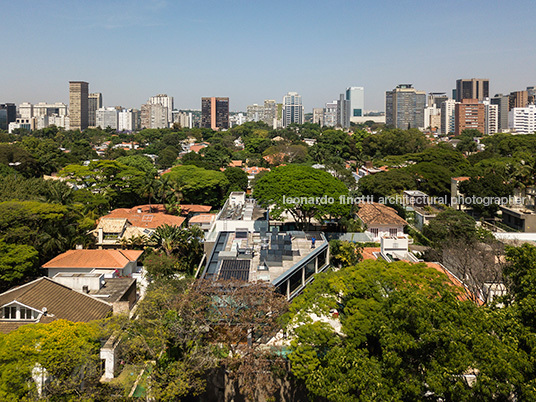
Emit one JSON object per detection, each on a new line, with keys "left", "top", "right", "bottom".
{"left": 69, "top": 81, "right": 89, "bottom": 131}
{"left": 0, "top": 103, "right": 16, "bottom": 130}
{"left": 96, "top": 107, "right": 119, "bottom": 130}
{"left": 282, "top": 92, "right": 304, "bottom": 127}
{"left": 0, "top": 277, "right": 112, "bottom": 334}
{"left": 509, "top": 104, "right": 536, "bottom": 134}
{"left": 88, "top": 93, "right": 103, "bottom": 127}
{"left": 509, "top": 90, "right": 529, "bottom": 110}
{"left": 141, "top": 102, "right": 168, "bottom": 129}
{"left": 527, "top": 86, "right": 536, "bottom": 104}
{"left": 35, "top": 114, "right": 70, "bottom": 130}
{"left": 455, "top": 99, "right": 485, "bottom": 136}
{"left": 118, "top": 108, "right": 139, "bottom": 132}
{"left": 441, "top": 99, "right": 456, "bottom": 134}
{"left": 94, "top": 204, "right": 185, "bottom": 248}
{"left": 262, "top": 99, "right": 277, "bottom": 127}
{"left": 455, "top": 78, "right": 489, "bottom": 102}
{"left": 201, "top": 192, "right": 329, "bottom": 300}
{"left": 201, "top": 97, "right": 229, "bottom": 130}
{"left": 246, "top": 104, "right": 264, "bottom": 122}
{"left": 8, "top": 118, "right": 34, "bottom": 133}
{"left": 500, "top": 205, "right": 536, "bottom": 232}
{"left": 428, "top": 92, "right": 449, "bottom": 109}
{"left": 337, "top": 93, "right": 350, "bottom": 128}
{"left": 357, "top": 203, "right": 408, "bottom": 242}
{"left": 172, "top": 111, "right": 192, "bottom": 129}
{"left": 312, "top": 108, "right": 323, "bottom": 126}
{"left": 346, "top": 86, "right": 365, "bottom": 123}
{"left": 323, "top": 100, "right": 338, "bottom": 127}
{"left": 424, "top": 104, "right": 441, "bottom": 130}
{"left": 33, "top": 102, "right": 68, "bottom": 117}
{"left": 482, "top": 99, "right": 498, "bottom": 135}
{"left": 42, "top": 249, "right": 144, "bottom": 278}
{"left": 491, "top": 94, "right": 510, "bottom": 132}
{"left": 149, "top": 94, "right": 174, "bottom": 125}
{"left": 385, "top": 84, "right": 426, "bottom": 129}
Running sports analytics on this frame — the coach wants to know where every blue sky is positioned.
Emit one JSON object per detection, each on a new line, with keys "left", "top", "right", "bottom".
{"left": 2, "top": 0, "right": 535, "bottom": 112}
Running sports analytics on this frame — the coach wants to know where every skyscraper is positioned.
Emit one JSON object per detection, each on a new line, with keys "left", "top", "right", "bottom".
{"left": 262, "top": 100, "right": 277, "bottom": 127}
{"left": 282, "top": 92, "right": 303, "bottom": 127}
{"left": 337, "top": 93, "right": 350, "bottom": 128}
{"left": 491, "top": 94, "right": 509, "bottom": 132}
{"left": 0, "top": 103, "right": 16, "bottom": 131}
{"left": 441, "top": 99, "right": 456, "bottom": 135}
{"left": 201, "top": 97, "right": 229, "bottom": 130}
{"left": 88, "top": 93, "right": 103, "bottom": 128}
{"left": 455, "top": 78, "right": 489, "bottom": 102}
{"left": 141, "top": 103, "right": 168, "bottom": 129}
{"left": 385, "top": 84, "right": 426, "bottom": 129}
{"left": 509, "top": 91, "right": 529, "bottom": 110}
{"left": 345, "top": 87, "right": 364, "bottom": 122}
{"left": 149, "top": 94, "right": 174, "bottom": 125}
{"left": 69, "top": 81, "right": 89, "bottom": 131}
{"left": 509, "top": 104, "right": 536, "bottom": 134}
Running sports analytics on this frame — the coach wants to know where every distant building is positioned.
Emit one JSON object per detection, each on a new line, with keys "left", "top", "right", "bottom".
{"left": 149, "top": 94, "right": 174, "bottom": 125}
{"left": 262, "top": 100, "right": 277, "bottom": 127}
{"left": 246, "top": 104, "right": 264, "bottom": 122}
{"left": 88, "top": 93, "right": 103, "bottom": 127}
{"left": 455, "top": 99, "right": 486, "bottom": 136}
{"left": 118, "top": 109, "right": 139, "bottom": 132}
{"left": 201, "top": 97, "right": 229, "bottom": 130}
{"left": 337, "top": 93, "right": 350, "bottom": 128}
{"left": 455, "top": 78, "right": 489, "bottom": 102}
{"left": 509, "top": 104, "right": 536, "bottom": 134}
{"left": 357, "top": 203, "right": 408, "bottom": 242}
{"left": 282, "top": 92, "right": 304, "bottom": 127}
{"left": 0, "top": 103, "right": 16, "bottom": 130}
{"left": 96, "top": 107, "right": 119, "bottom": 130}
{"left": 346, "top": 86, "right": 365, "bottom": 123}
{"left": 323, "top": 100, "right": 337, "bottom": 127}
{"left": 424, "top": 104, "right": 441, "bottom": 130}
{"left": 482, "top": 99, "right": 499, "bottom": 135}
{"left": 69, "top": 81, "right": 89, "bottom": 131}
{"left": 33, "top": 102, "right": 68, "bottom": 117}
{"left": 385, "top": 84, "right": 426, "bottom": 130}
{"left": 172, "top": 111, "right": 192, "bottom": 129}
{"left": 428, "top": 92, "right": 449, "bottom": 109}
{"left": 527, "top": 86, "right": 536, "bottom": 104}
{"left": 491, "top": 94, "right": 510, "bottom": 132}
{"left": 18, "top": 102, "right": 33, "bottom": 120}
{"left": 141, "top": 103, "right": 168, "bottom": 129}
{"left": 509, "top": 90, "right": 529, "bottom": 110}
{"left": 312, "top": 108, "right": 324, "bottom": 126}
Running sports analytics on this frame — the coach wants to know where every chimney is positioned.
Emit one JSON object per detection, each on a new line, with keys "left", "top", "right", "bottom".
{"left": 42, "top": 307, "right": 47, "bottom": 316}
{"left": 82, "top": 285, "right": 89, "bottom": 294}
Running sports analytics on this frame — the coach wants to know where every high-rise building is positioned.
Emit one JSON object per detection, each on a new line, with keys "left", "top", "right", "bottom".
{"left": 262, "top": 100, "right": 277, "bottom": 127}
{"left": 424, "top": 104, "right": 441, "bottom": 130}
{"left": 509, "top": 104, "right": 536, "bottom": 134}
{"left": 337, "top": 93, "right": 350, "bottom": 128}
{"left": 69, "top": 81, "right": 89, "bottom": 131}
{"left": 527, "top": 86, "right": 536, "bottom": 104}
{"left": 33, "top": 102, "right": 68, "bottom": 117}
{"left": 118, "top": 109, "right": 140, "bottom": 132}
{"left": 323, "top": 100, "right": 338, "bottom": 127}
{"left": 282, "top": 92, "right": 304, "bottom": 127}
{"left": 385, "top": 84, "right": 426, "bottom": 129}
{"left": 482, "top": 99, "right": 499, "bottom": 135}
{"left": 96, "top": 107, "right": 119, "bottom": 130}
{"left": 455, "top": 99, "right": 486, "bottom": 136}
{"left": 345, "top": 87, "right": 364, "bottom": 122}
{"left": 428, "top": 92, "right": 449, "bottom": 109}
{"left": 149, "top": 94, "right": 174, "bottom": 125}
{"left": 455, "top": 78, "right": 489, "bottom": 102}
{"left": 312, "top": 108, "right": 324, "bottom": 126}
{"left": 0, "top": 103, "right": 16, "bottom": 131}
{"left": 509, "top": 91, "right": 529, "bottom": 110}
{"left": 491, "top": 94, "right": 510, "bottom": 132}
{"left": 18, "top": 102, "right": 34, "bottom": 120}
{"left": 141, "top": 103, "right": 168, "bottom": 129}
{"left": 441, "top": 99, "right": 456, "bottom": 135}
{"left": 88, "top": 93, "right": 103, "bottom": 128}
{"left": 246, "top": 104, "right": 264, "bottom": 122}
{"left": 201, "top": 97, "right": 229, "bottom": 130}
{"left": 172, "top": 111, "right": 192, "bottom": 129}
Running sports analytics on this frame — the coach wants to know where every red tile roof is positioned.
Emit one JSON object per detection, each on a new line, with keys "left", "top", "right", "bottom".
{"left": 100, "top": 204, "right": 186, "bottom": 229}
{"left": 357, "top": 203, "right": 408, "bottom": 226}
{"left": 189, "top": 214, "right": 216, "bottom": 224}
{"left": 42, "top": 249, "right": 143, "bottom": 269}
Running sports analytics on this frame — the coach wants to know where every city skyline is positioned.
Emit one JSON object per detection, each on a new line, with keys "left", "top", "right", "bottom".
{"left": 1, "top": 1, "right": 535, "bottom": 111}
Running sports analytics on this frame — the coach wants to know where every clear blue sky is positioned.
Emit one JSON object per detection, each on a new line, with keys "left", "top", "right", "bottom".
{"left": 2, "top": 0, "right": 535, "bottom": 112}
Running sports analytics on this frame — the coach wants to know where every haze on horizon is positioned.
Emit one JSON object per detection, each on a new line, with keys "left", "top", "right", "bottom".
{"left": 2, "top": 0, "right": 535, "bottom": 113}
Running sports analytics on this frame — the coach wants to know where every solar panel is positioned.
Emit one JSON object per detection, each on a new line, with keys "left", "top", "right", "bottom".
{"left": 218, "top": 260, "right": 250, "bottom": 281}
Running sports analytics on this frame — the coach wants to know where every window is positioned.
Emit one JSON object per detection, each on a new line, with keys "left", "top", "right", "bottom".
{"left": 20, "top": 308, "right": 34, "bottom": 320}
{"left": 389, "top": 228, "right": 398, "bottom": 237}
{"left": 3, "top": 306, "right": 16, "bottom": 319}
{"left": 370, "top": 228, "right": 379, "bottom": 238}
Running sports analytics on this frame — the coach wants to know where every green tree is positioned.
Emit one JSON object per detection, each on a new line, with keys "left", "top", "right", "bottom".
{"left": 254, "top": 165, "right": 350, "bottom": 229}
{"left": 223, "top": 167, "right": 248, "bottom": 192}
{"left": 0, "top": 241, "right": 39, "bottom": 290}
{"left": 422, "top": 208, "right": 478, "bottom": 245}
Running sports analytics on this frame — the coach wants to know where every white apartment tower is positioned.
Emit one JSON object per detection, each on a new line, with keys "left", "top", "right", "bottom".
{"left": 346, "top": 87, "right": 365, "bottom": 123}
{"left": 148, "top": 94, "right": 174, "bottom": 125}
{"left": 509, "top": 104, "right": 536, "bottom": 134}
{"left": 96, "top": 107, "right": 119, "bottom": 130}
{"left": 441, "top": 99, "right": 456, "bottom": 135}
{"left": 282, "top": 92, "right": 304, "bottom": 127}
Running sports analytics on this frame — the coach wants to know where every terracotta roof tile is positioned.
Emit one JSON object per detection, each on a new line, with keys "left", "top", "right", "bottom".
{"left": 189, "top": 214, "right": 216, "bottom": 224}
{"left": 42, "top": 249, "right": 143, "bottom": 269}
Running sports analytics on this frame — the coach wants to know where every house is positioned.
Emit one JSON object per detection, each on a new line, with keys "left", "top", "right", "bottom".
{"left": 94, "top": 205, "right": 186, "bottom": 247}
{"left": 357, "top": 203, "right": 408, "bottom": 242}
{"left": 0, "top": 277, "right": 112, "bottom": 334}
{"left": 42, "top": 249, "right": 143, "bottom": 278}
{"left": 189, "top": 213, "right": 216, "bottom": 235}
